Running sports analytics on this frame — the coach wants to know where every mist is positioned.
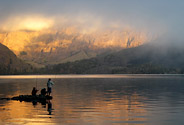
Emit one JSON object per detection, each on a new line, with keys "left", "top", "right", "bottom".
{"left": 1, "top": 0, "right": 181, "bottom": 39}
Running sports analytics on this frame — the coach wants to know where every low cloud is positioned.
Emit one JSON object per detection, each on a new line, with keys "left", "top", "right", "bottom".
{"left": 1, "top": 15, "right": 54, "bottom": 31}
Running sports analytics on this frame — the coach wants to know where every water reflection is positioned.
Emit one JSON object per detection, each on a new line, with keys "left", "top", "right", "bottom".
{"left": 31, "top": 100, "right": 53, "bottom": 116}
{"left": 0, "top": 75, "right": 184, "bottom": 124}
{"left": 47, "top": 100, "right": 53, "bottom": 115}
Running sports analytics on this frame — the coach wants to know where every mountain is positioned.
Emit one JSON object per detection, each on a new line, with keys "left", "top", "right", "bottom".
{"left": 0, "top": 43, "right": 33, "bottom": 74}
{"left": 41, "top": 42, "right": 184, "bottom": 74}
{"left": 0, "top": 28, "right": 151, "bottom": 67}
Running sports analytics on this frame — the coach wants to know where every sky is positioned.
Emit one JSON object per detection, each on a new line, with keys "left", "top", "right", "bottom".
{"left": 0, "top": 0, "right": 184, "bottom": 41}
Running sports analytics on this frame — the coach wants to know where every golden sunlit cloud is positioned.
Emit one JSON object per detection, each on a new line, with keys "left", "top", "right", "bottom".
{"left": 1, "top": 15, "right": 54, "bottom": 31}
{"left": 53, "top": 14, "right": 104, "bottom": 34}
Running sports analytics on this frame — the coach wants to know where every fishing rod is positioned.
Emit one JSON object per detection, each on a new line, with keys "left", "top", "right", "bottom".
{"left": 55, "top": 74, "right": 56, "bottom": 81}
{"left": 36, "top": 75, "right": 37, "bottom": 88}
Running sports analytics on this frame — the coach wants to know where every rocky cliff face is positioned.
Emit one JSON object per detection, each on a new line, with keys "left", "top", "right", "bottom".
{"left": 0, "top": 28, "right": 151, "bottom": 67}
{"left": 0, "top": 43, "right": 32, "bottom": 74}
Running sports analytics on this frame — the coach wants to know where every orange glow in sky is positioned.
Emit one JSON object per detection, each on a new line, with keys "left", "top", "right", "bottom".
{"left": 2, "top": 16, "right": 53, "bottom": 31}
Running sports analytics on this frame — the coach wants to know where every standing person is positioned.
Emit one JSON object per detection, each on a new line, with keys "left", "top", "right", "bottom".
{"left": 47, "top": 78, "right": 54, "bottom": 96}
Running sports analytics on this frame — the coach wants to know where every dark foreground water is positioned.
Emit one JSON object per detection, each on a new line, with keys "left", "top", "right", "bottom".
{"left": 1, "top": 75, "right": 184, "bottom": 125}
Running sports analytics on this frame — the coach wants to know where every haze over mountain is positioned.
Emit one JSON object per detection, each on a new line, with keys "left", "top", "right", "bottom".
{"left": 0, "top": 1, "right": 183, "bottom": 74}
{"left": 41, "top": 40, "right": 184, "bottom": 74}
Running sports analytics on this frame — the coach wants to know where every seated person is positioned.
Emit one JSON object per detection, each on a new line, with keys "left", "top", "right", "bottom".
{"left": 41, "top": 88, "right": 47, "bottom": 96}
{"left": 32, "top": 87, "right": 38, "bottom": 96}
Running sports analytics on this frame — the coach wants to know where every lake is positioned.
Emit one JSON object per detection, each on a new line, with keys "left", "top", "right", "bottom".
{"left": 0, "top": 74, "right": 184, "bottom": 125}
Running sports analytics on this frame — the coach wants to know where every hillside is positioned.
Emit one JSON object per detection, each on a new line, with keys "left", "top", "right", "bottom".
{"left": 41, "top": 42, "right": 184, "bottom": 74}
{"left": 0, "top": 43, "right": 33, "bottom": 74}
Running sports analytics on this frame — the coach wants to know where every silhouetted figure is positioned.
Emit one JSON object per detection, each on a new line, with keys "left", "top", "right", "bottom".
{"left": 32, "top": 87, "right": 38, "bottom": 96}
{"left": 41, "top": 88, "right": 47, "bottom": 96}
{"left": 47, "top": 78, "right": 54, "bottom": 96}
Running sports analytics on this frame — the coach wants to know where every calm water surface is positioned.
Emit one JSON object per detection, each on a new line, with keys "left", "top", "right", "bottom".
{"left": 0, "top": 74, "right": 184, "bottom": 125}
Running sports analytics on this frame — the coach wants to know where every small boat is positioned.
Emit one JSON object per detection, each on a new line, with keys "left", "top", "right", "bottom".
{"left": 1, "top": 95, "right": 52, "bottom": 102}
{"left": 12, "top": 95, "right": 52, "bottom": 101}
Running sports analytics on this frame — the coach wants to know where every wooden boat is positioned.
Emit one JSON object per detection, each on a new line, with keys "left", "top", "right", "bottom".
{"left": 12, "top": 95, "right": 52, "bottom": 101}
{"left": 1, "top": 95, "right": 52, "bottom": 102}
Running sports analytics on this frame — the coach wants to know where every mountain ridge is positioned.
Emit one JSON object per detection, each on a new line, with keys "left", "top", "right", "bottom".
{"left": 40, "top": 42, "right": 184, "bottom": 74}
{"left": 0, "top": 43, "right": 33, "bottom": 74}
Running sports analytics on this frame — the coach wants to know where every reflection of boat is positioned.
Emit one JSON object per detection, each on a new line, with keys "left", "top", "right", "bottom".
{"left": 0, "top": 95, "right": 52, "bottom": 102}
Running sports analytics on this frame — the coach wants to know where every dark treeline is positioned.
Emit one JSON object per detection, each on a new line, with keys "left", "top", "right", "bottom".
{"left": 39, "top": 59, "right": 183, "bottom": 74}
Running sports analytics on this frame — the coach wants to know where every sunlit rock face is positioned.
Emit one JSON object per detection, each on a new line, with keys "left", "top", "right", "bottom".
{"left": 0, "top": 28, "right": 150, "bottom": 67}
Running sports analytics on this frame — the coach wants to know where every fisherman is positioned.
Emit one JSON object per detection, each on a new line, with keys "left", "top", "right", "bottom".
{"left": 41, "top": 88, "right": 47, "bottom": 96}
{"left": 47, "top": 78, "right": 54, "bottom": 96}
{"left": 31, "top": 87, "right": 38, "bottom": 96}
